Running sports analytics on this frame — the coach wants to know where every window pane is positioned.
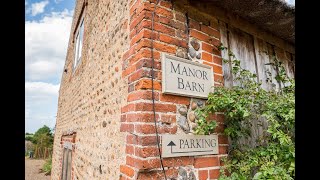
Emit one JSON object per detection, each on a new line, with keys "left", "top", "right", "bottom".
{"left": 78, "top": 19, "right": 84, "bottom": 61}
{"left": 74, "top": 33, "right": 80, "bottom": 68}
{"left": 74, "top": 17, "right": 84, "bottom": 69}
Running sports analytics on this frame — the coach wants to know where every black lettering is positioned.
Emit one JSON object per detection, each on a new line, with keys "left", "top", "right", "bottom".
{"left": 198, "top": 83, "right": 205, "bottom": 92}
{"left": 180, "top": 139, "right": 185, "bottom": 149}
{"left": 196, "top": 139, "right": 201, "bottom": 148}
{"left": 205, "top": 139, "right": 211, "bottom": 148}
{"left": 192, "top": 82, "right": 198, "bottom": 92}
{"left": 182, "top": 67, "right": 189, "bottom": 76}
{"left": 185, "top": 81, "right": 191, "bottom": 91}
{"left": 178, "top": 78, "right": 184, "bottom": 89}
{"left": 189, "top": 67, "right": 196, "bottom": 77}
{"left": 171, "top": 62, "right": 181, "bottom": 74}
{"left": 203, "top": 71, "right": 208, "bottom": 80}
{"left": 211, "top": 139, "right": 217, "bottom": 147}
{"left": 195, "top": 70, "right": 202, "bottom": 79}
{"left": 190, "top": 139, "right": 196, "bottom": 148}
{"left": 184, "top": 139, "right": 189, "bottom": 148}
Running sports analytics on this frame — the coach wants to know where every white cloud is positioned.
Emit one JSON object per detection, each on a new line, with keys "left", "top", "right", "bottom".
{"left": 30, "top": 0, "right": 49, "bottom": 16}
{"left": 25, "top": 82, "right": 60, "bottom": 133}
{"left": 54, "top": 0, "right": 63, "bottom": 3}
{"left": 25, "top": 9, "right": 73, "bottom": 81}
{"left": 25, "top": 8, "right": 73, "bottom": 133}
{"left": 25, "top": 82, "right": 60, "bottom": 96}
{"left": 285, "top": 0, "right": 295, "bottom": 6}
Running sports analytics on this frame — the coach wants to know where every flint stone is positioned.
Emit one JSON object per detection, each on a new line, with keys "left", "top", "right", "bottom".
{"left": 178, "top": 116, "right": 190, "bottom": 133}
{"left": 190, "top": 39, "right": 200, "bottom": 51}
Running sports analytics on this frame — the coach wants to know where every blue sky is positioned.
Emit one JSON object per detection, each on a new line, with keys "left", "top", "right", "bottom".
{"left": 287, "top": 0, "right": 295, "bottom": 6}
{"left": 25, "top": 0, "right": 75, "bottom": 133}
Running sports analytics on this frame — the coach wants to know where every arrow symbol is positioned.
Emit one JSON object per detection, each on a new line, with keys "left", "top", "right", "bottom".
{"left": 167, "top": 141, "right": 176, "bottom": 153}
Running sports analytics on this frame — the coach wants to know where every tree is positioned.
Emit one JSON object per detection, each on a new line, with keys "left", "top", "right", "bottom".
{"left": 25, "top": 135, "right": 33, "bottom": 142}
{"left": 32, "top": 125, "right": 54, "bottom": 148}
{"left": 195, "top": 46, "right": 295, "bottom": 179}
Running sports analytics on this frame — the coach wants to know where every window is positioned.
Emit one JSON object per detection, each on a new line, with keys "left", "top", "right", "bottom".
{"left": 61, "top": 143, "right": 72, "bottom": 180}
{"left": 73, "top": 16, "right": 84, "bottom": 70}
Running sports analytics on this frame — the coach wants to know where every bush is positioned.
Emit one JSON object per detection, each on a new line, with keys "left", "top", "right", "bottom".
{"left": 195, "top": 46, "right": 295, "bottom": 179}
{"left": 32, "top": 125, "right": 54, "bottom": 148}
{"left": 42, "top": 158, "right": 52, "bottom": 175}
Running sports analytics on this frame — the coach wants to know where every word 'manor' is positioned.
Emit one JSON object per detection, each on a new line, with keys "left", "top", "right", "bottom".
{"left": 170, "top": 61, "right": 208, "bottom": 92}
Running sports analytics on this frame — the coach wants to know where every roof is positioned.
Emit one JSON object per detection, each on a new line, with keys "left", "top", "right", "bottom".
{"left": 188, "top": 0, "right": 295, "bottom": 44}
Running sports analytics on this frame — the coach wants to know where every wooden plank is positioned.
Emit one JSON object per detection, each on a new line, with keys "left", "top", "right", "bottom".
{"left": 174, "top": 1, "right": 295, "bottom": 54}
{"left": 66, "top": 150, "right": 72, "bottom": 180}
{"left": 226, "top": 26, "right": 262, "bottom": 147}
{"left": 227, "top": 26, "right": 257, "bottom": 86}
{"left": 292, "top": 53, "right": 295, "bottom": 77}
{"left": 219, "top": 21, "right": 233, "bottom": 88}
{"left": 266, "top": 43, "right": 280, "bottom": 91}
{"left": 62, "top": 148, "right": 68, "bottom": 180}
{"left": 285, "top": 51, "right": 295, "bottom": 79}
{"left": 251, "top": 37, "right": 272, "bottom": 147}
{"left": 253, "top": 37, "right": 274, "bottom": 91}
{"left": 274, "top": 46, "right": 292, "bottom": 87}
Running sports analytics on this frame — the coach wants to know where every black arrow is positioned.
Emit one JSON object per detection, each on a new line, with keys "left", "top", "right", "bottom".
{"left": 167, "top": 141, "right": 176, "bottom": 153}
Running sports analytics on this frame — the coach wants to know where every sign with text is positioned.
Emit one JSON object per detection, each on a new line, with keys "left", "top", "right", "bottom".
{"left": 161, "top": 134, "right": 219, "bottom": 158}
{"left": 162, "top": 54, "right": 214, "bottom": 99}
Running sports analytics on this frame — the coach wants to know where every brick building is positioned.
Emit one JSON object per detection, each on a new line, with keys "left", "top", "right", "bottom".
{"left": 51, "top": 0, "right": 294, "bottom": 179}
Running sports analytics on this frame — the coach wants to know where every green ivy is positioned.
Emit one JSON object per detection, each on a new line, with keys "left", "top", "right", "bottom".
{"left": 195, "top": 45, "right": 295, "bottom": 179}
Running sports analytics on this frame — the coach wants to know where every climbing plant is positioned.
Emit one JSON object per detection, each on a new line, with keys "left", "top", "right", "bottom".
{"left": 194, "top": 45, "right": 295, "bottom": 179}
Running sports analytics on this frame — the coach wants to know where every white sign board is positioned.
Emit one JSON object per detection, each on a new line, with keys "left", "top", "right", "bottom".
{"left": 162, "top": 54, "right": 214, "bottom": 99}
{"left": 63, "top": 142, "right": 72, "bottom": 150}
{"left": 161, "top": 134, "right": 219, "bottom": 158}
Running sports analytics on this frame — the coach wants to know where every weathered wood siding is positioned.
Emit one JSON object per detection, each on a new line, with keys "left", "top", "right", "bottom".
{"left": 219, "top": 21, "right": 295, "bottom": 147}
{"left": 219, "top": 22, "right": 295, "bottom": 90}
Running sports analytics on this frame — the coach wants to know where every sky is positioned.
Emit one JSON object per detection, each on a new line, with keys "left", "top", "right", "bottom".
{"left": 25, "top": 0, "right": 295, "bottom": 134}
{"left": 286, "top": 0, "right": 295, "bottom": 6}
{"left": 25, "top": 0, "right": 75, "bottom": 133}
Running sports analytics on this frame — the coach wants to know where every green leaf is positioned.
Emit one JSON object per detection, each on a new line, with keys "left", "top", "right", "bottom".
{"left": 194, "top": 48, "right": 294, "bottom": 180}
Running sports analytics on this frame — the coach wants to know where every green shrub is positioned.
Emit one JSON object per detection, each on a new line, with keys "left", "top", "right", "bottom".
{"left": 195, "top": 46, "right": 295, "bottom": 179}
{"left": 42, "top": 158, "right": 52, "bottom": 175}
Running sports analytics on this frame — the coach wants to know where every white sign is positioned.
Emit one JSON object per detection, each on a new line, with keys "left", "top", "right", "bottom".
{"left": 161, "top": 134, "right": 219, "bottom": 158}
{"left": 162, "top": 54, "right": 214, "bottom": 99}
{"left": 63, "top": 142, "right": 72, "bottom": 150}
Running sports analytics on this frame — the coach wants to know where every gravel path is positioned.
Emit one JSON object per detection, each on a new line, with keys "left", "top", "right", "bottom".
{"left": 25, "top": 158, "right": 51, "bottom": 180}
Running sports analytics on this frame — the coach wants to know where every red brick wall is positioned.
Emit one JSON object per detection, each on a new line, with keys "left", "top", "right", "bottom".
{"left": 120, "top": 0, "right": 227, "bottom": 179}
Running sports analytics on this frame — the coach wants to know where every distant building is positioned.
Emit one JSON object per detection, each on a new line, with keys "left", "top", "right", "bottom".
{"left": 25, "top": 140, "right": 33, "bottom": 153}
{"left": 52, "top": 0, "right": 294, "bottom": 179}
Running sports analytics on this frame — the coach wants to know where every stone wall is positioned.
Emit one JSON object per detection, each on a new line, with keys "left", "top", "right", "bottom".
{"left": 120, "top": 0, "right": 227, "bottom": 179}
{"left": 51, "top": 0, "right": 130, "bottom": 179}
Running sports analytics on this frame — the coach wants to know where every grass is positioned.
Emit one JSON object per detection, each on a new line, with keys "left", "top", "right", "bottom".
{"left": 42, "top": 158, "right": 52, "bottom": 175}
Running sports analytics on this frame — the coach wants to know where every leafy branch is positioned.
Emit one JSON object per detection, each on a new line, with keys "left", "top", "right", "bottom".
{"left": 194, "top": 44, "right": 295, "bottom": 179}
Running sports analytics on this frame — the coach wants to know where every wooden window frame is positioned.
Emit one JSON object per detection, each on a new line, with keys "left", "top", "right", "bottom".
{"left": 72, "top": 1, "right": 87, "bottom": 72}
{"left": 73, "top": 14, "right": 85, "bottom": 71}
